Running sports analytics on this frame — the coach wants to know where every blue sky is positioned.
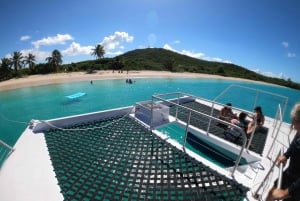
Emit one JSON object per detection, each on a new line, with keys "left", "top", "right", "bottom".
{"left": 1, "top": 0, "right": 300, "bottom": 82}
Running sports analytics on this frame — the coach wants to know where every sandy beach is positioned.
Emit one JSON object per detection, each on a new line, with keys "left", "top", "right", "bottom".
{"left": 0, "top": 70, "right": 267, "bottom": 91}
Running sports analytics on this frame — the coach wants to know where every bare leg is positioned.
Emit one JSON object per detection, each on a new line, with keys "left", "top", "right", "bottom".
{"left": 247, "top": 121, "right": 254, "bottom": 135}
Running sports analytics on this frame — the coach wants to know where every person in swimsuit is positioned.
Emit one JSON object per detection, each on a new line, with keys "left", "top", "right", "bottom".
{"left": 219, "top": 103, "right": 237, "bottom": 122}
{"left": 247, "top": 106, "right": 265, "bottom": 135}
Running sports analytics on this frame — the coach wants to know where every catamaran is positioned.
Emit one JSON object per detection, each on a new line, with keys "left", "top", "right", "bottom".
{"left": 0, "top": 84, "right": 292, "bottom": 201}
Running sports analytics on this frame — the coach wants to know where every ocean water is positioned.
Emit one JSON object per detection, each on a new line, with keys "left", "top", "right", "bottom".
{"left": 0, "top": 77, "right": 299, "bottom": 146}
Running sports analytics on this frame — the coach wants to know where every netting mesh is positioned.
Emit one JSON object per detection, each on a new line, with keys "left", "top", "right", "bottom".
{"left": 45, "top": 116, "right": 248, "bottom": 201}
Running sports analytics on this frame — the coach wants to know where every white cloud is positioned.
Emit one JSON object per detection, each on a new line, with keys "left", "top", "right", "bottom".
{"left": 281, "top": 41, "right": 289, "bottom": 48}
{"left": 105, "top": 50, "right": 125, "bottom": 57}
{"left": 12, "top": 31, "right": 134, "bottom": 62}
{"left": 17, "top": 49, "right": 50, "bottom": 63}
{"left": 61, "top": 42, "right": 93, "bottom": 56}
{"left": 209, "top": 57, "right": 224, "bottom": 63}
{"left": 55, "top": 31, "right": 134, "bottom": 58}
{"left": 173, "top": 40, "right": 181, "bottom": 44}
{"left": 182, "top": 49, "right": 205, "bottom": 59}
{"left": 281, "top": 41, "right": 296, "bottom": 58}
{"left": 20, "top": 35, "right": 31, "bottom": 41}
{"left": 101, "top": 31, "right": 134, "bottom": 51}
{"left": 163, "top": 44, "right": 231, "bottom": 63}
{"left": 287, "top": 52, "right": 296, "bottom": 58}
{"left": 253, "top": 68, "right": 286, "bottom": 79}
{"left": 163, "top": 44, "right": 176, "bottom": 51}
{"left": 32, "top": 34, "right": 74, "bottom": 48}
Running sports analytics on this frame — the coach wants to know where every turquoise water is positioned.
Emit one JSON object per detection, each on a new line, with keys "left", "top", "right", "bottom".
{"left": 157, "top": 122, "right": 186, "bottom": 142}
{"left": 0, "top": 78, "right": 299, "bottom": 146}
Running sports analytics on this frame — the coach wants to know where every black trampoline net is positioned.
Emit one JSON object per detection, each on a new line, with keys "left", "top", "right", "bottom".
{"left": 44, "top": 116, "right": 248, "bottom": 201}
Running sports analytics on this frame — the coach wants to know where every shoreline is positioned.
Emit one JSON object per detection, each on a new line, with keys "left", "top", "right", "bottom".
{"left": 0, "top": 70, "right": 275, "bottom": 91}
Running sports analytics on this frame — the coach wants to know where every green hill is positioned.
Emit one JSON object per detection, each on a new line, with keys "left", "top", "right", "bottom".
{"left": 75, "top": 48, "right": 298, "bottom": 89}
{"left": 33, "top": 48, "right": 300, "bottom": 90}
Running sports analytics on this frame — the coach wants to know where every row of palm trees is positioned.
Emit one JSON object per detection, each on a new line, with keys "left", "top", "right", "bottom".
{"left": 1, "top": 52, "right": 36, "bottom": 74}
{"left": 0, "top": 51, "right": 38, "bottom": 81}
{"left": 0, "top": 50, "right": 61, "bottom": 76}
{"left": 0, "top": 44, "right": 105, "bottom": 81}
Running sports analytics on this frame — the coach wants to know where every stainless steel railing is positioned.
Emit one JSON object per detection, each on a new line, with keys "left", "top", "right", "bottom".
{"left": 267, "top": 104, "right": 285, "bottom": 159}
{"left": 277, "top": 149, "right": 284, "bottom": 189}
{"left": 213, "top": 84, "right": 288, "bottom": 120}
{"left": 149, "top": 88, "right": 288, "bottom": 177}
{"left": 0, "top": 139, "right": 15, "bottom": 168}
{"left": 252, "top": 149, "right": 284, "bottom": 200}
{"left": 150, "top": 92, "right": 249, "bottom": 176}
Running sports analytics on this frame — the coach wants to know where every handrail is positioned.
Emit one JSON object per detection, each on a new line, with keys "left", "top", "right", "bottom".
{"left": 213, "top": 84, "right": 289, "bottom": 151}
{"left": 246, "top": 113, "right": 257, "bottom": 150}
{"left": 267, "top": 104, "right": 284, "bottom": 159}
{"left": 151, "top": 92, "right": 248, "bottom": 176}
{"left": 213, "top": 84, "right": 289, "bottom": 121}
{"left": 183, "top": 111, "right": 192, "bottom": 151}
{"left": 277, "top": 148, "right": 284, "bottom": 189}
{"left": 252, "top": 150, "right": 282, "bottom": 199}
{"left": 251, "top": 104, "right": 286, "bottom": 200}
{"left": 150, "top": 89, "right": 288, "bottom": 178}
{"left": 273, "top": 104, "right": 282, "bottom": 129}
{"left": 0, "top": 139, "right": 15, "bottom": 168}
{"left": 0, "top": 140, "right": 14, "bottom": 151}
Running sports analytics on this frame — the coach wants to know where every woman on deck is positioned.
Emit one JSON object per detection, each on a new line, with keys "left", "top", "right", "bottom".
{"left": 247, "top": 106, "right": 265, "bottom": 135}
{"left": 266, "top": 102, "right": 300, "bottom": 201}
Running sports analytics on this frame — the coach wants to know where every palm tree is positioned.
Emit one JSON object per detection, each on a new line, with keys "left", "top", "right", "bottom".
{"left": 10, "top": 51, "right": 24, "bottom": 74}
{"left": 1, "top": 57, "right": 10, "bottom": 69}
{"left": 24, "top": 53, "right": 36, "bottom": 73}
{"left": 91, "top": 44, "right": 105, "bottom": 59}
{"left": 0, "top": 57, "right": 12, "bottom": 80}
{"left": 46, "top": 49, "right": 63, "bottom": 72}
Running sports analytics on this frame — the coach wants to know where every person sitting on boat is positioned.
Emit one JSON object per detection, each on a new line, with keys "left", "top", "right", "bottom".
{"left": 231, "top": 112, "right": 248, "bottom": 132}
{"left": 247, "top": 106, "right": 265, "bottom": 135}
{"left": 266, "top": 102, "right": 300, "bottom": 201}
{"left": 224, "top": 112, "right": 248, "bottom": 141}
{"left": 219, "top": 103, "right": 237, "bottom": 122}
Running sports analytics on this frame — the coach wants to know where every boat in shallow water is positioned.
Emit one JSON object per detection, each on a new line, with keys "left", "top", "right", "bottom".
{"left": 0, "top": 85, "right": 293, "bottom": 201}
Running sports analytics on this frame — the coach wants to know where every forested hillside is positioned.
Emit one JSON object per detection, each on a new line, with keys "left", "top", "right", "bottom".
{"left": 1, "top": 48, "right": 299, "bottom": 90}
{"left": 66, "top": 48, "right": 299, "bottom": 89}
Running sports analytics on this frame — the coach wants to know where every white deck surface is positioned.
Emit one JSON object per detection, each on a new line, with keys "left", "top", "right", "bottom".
{"left": 0, "top": 128, "right": 63, "bottom": 201}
